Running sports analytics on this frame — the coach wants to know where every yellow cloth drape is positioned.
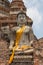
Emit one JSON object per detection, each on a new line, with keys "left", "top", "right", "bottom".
{"left": 8, "top": 25, "right": 26, "bottom": 64}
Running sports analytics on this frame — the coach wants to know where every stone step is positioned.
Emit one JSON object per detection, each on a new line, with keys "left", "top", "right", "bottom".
{"left": 10, "top": 62, "right": 33, "bottom": 65}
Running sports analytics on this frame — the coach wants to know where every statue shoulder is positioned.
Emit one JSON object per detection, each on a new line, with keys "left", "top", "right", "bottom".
{"left": 11, "top": 26, "right": 20, "bottom": 31}
{"left": 24, "top": 26, "right": 30, "bottom": 32}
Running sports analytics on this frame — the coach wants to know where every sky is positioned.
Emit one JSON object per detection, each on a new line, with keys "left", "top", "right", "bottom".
{"left": 9, "top": 0, "right": 43, "bottom": 39}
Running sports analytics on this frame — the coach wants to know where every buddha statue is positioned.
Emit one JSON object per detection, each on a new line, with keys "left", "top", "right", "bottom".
{"left": 9, "top": 12, "right": 35, "bottom": 51}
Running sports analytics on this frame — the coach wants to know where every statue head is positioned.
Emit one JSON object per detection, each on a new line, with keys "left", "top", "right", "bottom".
{"left": 17, "top": 12, "right": 27, "bottom": 26}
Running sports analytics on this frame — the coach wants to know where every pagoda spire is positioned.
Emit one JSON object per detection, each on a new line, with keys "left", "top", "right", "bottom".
{"left": 10, "top": 0, "right": 26, "bottom": 15}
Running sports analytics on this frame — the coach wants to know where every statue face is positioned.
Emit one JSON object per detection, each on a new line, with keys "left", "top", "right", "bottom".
{"left": 17, "top": 13, "right": 26, "bottom": 25}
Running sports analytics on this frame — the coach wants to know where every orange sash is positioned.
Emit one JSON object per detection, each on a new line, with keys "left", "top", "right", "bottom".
{"left": 8, "top": 25, "right": 26, "bottom": 64}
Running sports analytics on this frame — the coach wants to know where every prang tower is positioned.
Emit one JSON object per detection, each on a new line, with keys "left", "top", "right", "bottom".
{"left": 0, "top": 0, "right": 37, "bottom": 65}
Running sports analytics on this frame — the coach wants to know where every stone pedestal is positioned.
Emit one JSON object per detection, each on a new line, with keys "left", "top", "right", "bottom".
{"left": 9, "top": 49, "right": 33, "bottom": 65}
